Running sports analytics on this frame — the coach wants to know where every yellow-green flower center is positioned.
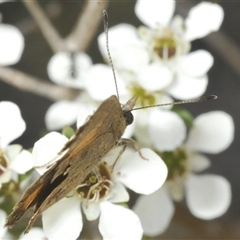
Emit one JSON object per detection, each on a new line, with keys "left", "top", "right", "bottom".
{"left": 131, "top": 85, "right": 156, "bottom": 107}
{"left": 154, "top": 37, "right": 177, "bottom": 60}
{"left": 159, "top": 148, "right": 188, "bottom": 181}
{"left": 76, "top": 162, "right": 112, "bottom": 201}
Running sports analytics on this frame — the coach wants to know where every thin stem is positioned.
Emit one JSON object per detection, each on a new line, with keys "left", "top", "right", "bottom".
{"left": 0, "top": 67, "right": 79, "bottom": 101}
{"left": 22, "top": 0, "right": 66, "bottom": 52}
{"left": 17, "top": 2, "right": 62, "bottom": 36}
{"left": 66, "top": 0, "right": 109, "bottom": 52}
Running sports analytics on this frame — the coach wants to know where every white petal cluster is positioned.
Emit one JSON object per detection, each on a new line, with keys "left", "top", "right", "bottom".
{"left": 133, "top": 111, "right": 234, "bottom": 236}
{"left": 0, "top": 102, "right": 32, "bottom": 187}
{"left": 97, "top": 0, "right": 222, "bottom": 100}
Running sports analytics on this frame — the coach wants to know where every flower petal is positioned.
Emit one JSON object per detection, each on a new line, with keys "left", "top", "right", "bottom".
{"left": 137, "top": 63, "right": 173, "bottom": 91}
{"left": 83, "top": 64, "right": 129, "bottom": 102}
{"left": 19, "top": 227, "right": 46, "bottom": 240}
{"left": 133, "top": 186, "right": 174, "bottom": 236}
{"left": 42, "top": 196, "right": 82, "bottom": 240}
{"left": 186, "top": 174, "right": 231, "bottom": 219}
{"left": 184, "top": 2, "right": 224, "bottom": 41}
{"left": 134, "top": 110, "right": 154, "bottom": 148}
{"left": 186, "top": 111, "right": 234, "bottom": 153}
{"left": 188, "top": 153, "right": 211, "bottom": 172}
{"left": 82, "top": 202, "right": 100, "bottom": 221}
{"left": 32, "top": 132, "right": 68, "bottom": 175}
{"left": 0, "top": 210, "right": 7, "bottom": 238}
{"left": 10, "top": 149, "right": 33, "bottom": 174}
{"left": 135, "top": 0, "right": 175, "bottom": 28}
{"left": 167, "top": 73, "right": 208, "bottom": 100}
{"left": 115, "top": 148, "right": 168, "bottom": 195}
{"left": 99, "top": 201, "right": 143, "bottom": 240}
{"left": 112, "top": 45, "right": 150, "bottom": 73}
{"left": 148, "top": 109, "right": 186, "bottom": 151}
{"left": 47, "top": 52, "right": 92, "bottom": 89}
{"left": 0, "top": 168, "right": 11, "bottom": 184}
{"left": 98, "top": 24, "right": 142, "bottom": 58}
{"left": 45, "top": 100, "right": 80, "bottom": 130}
{"left": 107, "top": 181, "right": 129, "bottom": 203}
{"left": 0, "top": 101, "right": 26, "bottom": 147}
{"left": 134, "top": 95, "right": 173, "bottom": 147}
{"left": 179, "top": 50, "right": 214, "bottom": 77}
{"left": 101, "top": 145, "right": 126, "bottom": 167}
{"left": 0, "top": 24, "right": 24, "bottom": 65}
{"left": 5, "top": 144, "right": 22, "bottom": 161}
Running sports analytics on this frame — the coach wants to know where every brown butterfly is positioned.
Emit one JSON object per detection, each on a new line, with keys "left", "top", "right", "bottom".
{"left": 5, "top": 10, "right": 217, "bottom": 233}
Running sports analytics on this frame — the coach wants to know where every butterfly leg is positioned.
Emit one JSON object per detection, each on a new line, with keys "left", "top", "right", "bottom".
{"left": 110, "top": 138, "right": 147, "bottom": 171}
{"left": 118, "top": 138, "right": 148, "bottom": 160}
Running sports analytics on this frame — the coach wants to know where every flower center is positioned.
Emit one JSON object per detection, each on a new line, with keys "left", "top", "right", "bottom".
{"left": 76, "top": 162, "right": 113, "bottom": 202}
{"left": 159, "top": 148, "right": 188, "bottom": 181}
{"left": 0, "top": 150, "right": 8, "bottom": 175}
{"left": 153, "top": 36, "right": 177, "bottom": 60}
{"left": 131, "top": 84, "right": 156, "bottom": 106}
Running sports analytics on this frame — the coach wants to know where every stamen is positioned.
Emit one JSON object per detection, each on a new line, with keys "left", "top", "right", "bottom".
{"left": 103, "top": 184, "right": 110, "bottom": 191}
{"left": 77, "top": 183, "right": 88, "bottom": 188}
{"left": 104, "top": 179, "right": 114, "bottom": 186}
{"left": 94, "top": 191, "right": 100, "bottom": 202}
{"left": 76, "top": 162, "right": 114, "bottom": 202}
{"left": 88, "top": 192, "right": 97, "bottom": 202}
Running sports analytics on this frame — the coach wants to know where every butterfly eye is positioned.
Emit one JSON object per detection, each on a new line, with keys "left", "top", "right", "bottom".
{"left": 123, "top": 111, "right": 134, "bottom": 125}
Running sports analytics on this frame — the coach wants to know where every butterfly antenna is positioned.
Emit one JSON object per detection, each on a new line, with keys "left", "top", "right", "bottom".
{"left": 103, "top": 10, "right": 119, "bottom": 99}
{"left": 132, "top": 95, "right": 218, "bottom": 111}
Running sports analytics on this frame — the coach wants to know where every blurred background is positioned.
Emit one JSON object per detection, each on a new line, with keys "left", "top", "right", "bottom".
{"left": 0, "top": 0, "right": 239, "bottom": 239}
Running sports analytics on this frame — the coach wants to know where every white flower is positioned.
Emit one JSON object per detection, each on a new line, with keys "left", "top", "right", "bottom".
{"left": 82, "top": 63, "right": 186, "bottom": 145}
{"left": 45, "top": 49, "right": 92, "bottom": 133}
{"left": 134, "top": 106, "right": 187, "bottom": 151}
{"left": 45, "top": 100, "right": 82, "bottom": 131}
{"left": 31, "top": 131, "right": 168, "bottom": 240}
{"left": 98, "top": 1, "right": 223, "bottom": 100}
{"left": 44, "top": 92, "right": 96, "bottom": 131}
{"left": 83, "top": 64, "right": 130, "bottom": 103}
{"left": 45, "top": 59, "right": 129, "bottom": 131}
{"left": 0, "top": 24, "right": 24, "bottom": 65}
{"left": 47, "top": 52, "right": 92, "bottom": 89}
{"left": 0, "top": 102, "right": 32, "bottom": 187}
{"left": 133, "top": 111, "right": 234, "bottom": 236}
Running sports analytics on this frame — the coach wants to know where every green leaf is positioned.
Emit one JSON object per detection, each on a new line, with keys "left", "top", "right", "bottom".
{"left": 172, "top": 106, "right": 194, "bottom": 128}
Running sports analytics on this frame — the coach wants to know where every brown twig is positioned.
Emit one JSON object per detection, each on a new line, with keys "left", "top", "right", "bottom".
{"left": 65, "top": 0, "right": 109, "bottom": 52}
{"left": 0, "top": 67, "right": 79, "bottom": 101}
{"left": 16, "top": 2, "right": 62, "bottom": 36}
{"left": 22, "top": 0, "right": 66, "bottom": 53}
